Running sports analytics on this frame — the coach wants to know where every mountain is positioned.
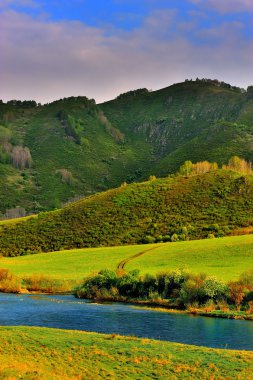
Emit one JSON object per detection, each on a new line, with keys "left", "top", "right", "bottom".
{"left": 1, "top": 168, "right": 253, "bottom": 256}
{"left": 0, "top": 79, "right": 253, "bottom": 216}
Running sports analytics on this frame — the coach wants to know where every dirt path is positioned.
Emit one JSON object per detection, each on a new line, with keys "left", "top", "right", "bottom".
{"left": 116, "top": 244, "right": 164, "bottom": 276}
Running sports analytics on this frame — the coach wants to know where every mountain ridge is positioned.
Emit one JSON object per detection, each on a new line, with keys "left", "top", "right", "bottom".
{"left": 0, "top": 79, "right": 253, "bottom": 215}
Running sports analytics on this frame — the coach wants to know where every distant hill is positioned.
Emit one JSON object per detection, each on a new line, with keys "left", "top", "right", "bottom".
{"left": 0, "top": 79, "right": 253, "bottom": 215}
{"left": 1, "top": 168, "right": 253, "bottom": 256}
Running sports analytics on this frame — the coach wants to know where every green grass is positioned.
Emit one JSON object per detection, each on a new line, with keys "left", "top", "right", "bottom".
{"left": 1, "top": 235, "right": 253, "bottom": 282}
{"left": 127, "top": 235, "right": 253, "bottom": 281}
{"left": 0, "top": 326, "right": 252, "bottom": 379}
{"left": 0, "top": 244, "right": 153, "bottom": 280}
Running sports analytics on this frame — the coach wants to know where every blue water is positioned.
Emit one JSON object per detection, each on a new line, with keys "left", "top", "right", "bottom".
{"left": 0, "top": 293, "right": 253, "bottom": 350}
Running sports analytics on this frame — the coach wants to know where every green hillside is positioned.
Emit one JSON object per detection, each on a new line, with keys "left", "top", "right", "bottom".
{"left": 1, "top": 169, "right": 253, "bottom": 256}
{"left": 0, "top": 79, "right": 253, "bottom": 215}
{"left": 1, "top": 235, "right": 253, "bottom": 282}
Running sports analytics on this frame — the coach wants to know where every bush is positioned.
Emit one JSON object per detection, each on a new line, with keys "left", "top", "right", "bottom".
{"left": 75, "top": 268, "right": 253, "bottom": 313}
{"left": 228, "top": 282, "right": 245, "bottom": 309}
{"left": 23, "top": 274, "right": 73, "bottom": 293}
{"left": 0, "top": 269, "right": 21, "bottom": 293}
{"left": 179, "top": 273, "right": 206, "bottom": 306}
{"left": 201, "top": 277, "right": 228, "bottom": 302}
{"left": 11, "top": 146, "right": 32, "bottom": 169}
{"left": 143, "top": 235, "right": 156, "bottom": 244}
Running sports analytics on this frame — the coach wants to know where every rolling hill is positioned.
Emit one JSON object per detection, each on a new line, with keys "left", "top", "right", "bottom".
{"left": 1, "top": 235, "right": 253, "bottom": 282}
{"left": 0, "top": 79, "right": 253, "bottom": 216}
{"left": 1, "top": 168, "right": 253, "bottom": 256}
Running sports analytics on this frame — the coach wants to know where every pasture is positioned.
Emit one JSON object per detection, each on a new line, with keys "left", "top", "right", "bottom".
{"left": 1, "top": 234, "right": 253, "bottom": 282}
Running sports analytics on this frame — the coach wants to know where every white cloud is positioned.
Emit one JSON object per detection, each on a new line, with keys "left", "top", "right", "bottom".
{"left": 0, "top": 0, "right": 37, "bottom": 8}
{"left": 0, "top": 9, "right": 252, "bottom": 103}
{"left": 190, "top": 0, "right": 253, "bottom": 13}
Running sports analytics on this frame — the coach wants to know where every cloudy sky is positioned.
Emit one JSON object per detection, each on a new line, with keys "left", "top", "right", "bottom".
{"left": 1, "top": 0, "right": 253, "bottom": 103}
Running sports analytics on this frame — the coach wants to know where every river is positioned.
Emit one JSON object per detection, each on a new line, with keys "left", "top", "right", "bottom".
{"left": 0, "top": 293, "right": 252, "bottom": 350}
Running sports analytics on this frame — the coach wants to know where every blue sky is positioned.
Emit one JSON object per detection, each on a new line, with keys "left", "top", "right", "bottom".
{"left": 1, "top": 0, "right": 253, "bottom": 102}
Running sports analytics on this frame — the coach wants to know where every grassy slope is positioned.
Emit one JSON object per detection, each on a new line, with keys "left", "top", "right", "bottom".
{"left": 1, "top": 169, "right": 253, "bottom": 256}
{"left": 1, "top": 81, "right": 253, "bottom": 214}
{"left": 127, "top": 235, "right": 253, "bottom": 281}
{"left": 0, "top": 327, "right": 252, "bottom": 379}
{"left": 0, "top": 244, "right": 149, "bottom": 279}
{"left": 1, "top": 235, "right": 253, "bottom": 282}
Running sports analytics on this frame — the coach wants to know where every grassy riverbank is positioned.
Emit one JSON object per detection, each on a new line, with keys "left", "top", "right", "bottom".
{"left": 0, "top": 326, "right": 252, "bottom": 379}
{"left": 1, "top": 234, "right": 253, "bottom": 282}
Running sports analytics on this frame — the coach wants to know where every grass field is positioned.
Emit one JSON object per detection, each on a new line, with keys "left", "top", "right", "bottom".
{"left": 0, "top": 244, "right": 152, "bottom": 280}
{"left": 126, "top": 235, "right": 253, "bottom": 281}
{"left": 0, "top": 326, "right": 252, "bottom": 379}
{"left": 1, "top": 235, "right": 253, "bottom": 282}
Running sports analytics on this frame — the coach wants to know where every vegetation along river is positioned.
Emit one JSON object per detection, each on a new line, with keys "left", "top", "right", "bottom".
{"left": 0, "top": 293, "right": 252, "bottom": 350}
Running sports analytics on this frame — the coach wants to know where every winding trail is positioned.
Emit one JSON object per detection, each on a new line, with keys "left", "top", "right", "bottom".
{"left": 116, "top": 244, "right": 165, "bottom": 276}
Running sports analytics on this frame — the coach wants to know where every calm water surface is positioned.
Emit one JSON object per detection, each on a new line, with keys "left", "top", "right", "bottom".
{"left": 0, "top": 293, "right": 253, "bottom": 350}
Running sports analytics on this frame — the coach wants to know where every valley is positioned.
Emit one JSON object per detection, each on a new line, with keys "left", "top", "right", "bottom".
{"left": 1, "top": 80, "right": 253, "bottom": 379}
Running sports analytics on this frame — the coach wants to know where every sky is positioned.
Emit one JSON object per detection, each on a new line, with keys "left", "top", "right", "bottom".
{"left": 1, "top": 0, "right": 253, "bottom": 103}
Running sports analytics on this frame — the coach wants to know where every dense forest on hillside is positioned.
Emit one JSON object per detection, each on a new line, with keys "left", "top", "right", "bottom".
{"left": 0, "top": 79, "right": 253, "bottom": 216}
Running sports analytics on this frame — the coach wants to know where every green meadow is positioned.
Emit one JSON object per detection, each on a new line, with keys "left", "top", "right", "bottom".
{"left": 0, "top": 244, "right": 152, "bottom": 280}
{"left": 1, "top": 234, "right": 253, "bottom": 282}
{"left": 0, "top": 326, "right": 252, "bottom": 380}
{"left": 126, "top": 235, "right": 253, "bottom": 281}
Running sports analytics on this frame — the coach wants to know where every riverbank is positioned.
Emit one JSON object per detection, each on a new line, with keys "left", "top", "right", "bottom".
{"left": 17, "top": 288, "right": 253, "bottom": 321}
{"left": 1, "top": 286, "right": 253, "bottom": 322}
{"left": 0, "top": 326, "right": 252, "bottom": 379}
{"left": 131, "top": 304, "right": 253, "bottom": 321}
{"left": 1, "top": 265, "right": 253, "bottom": 321}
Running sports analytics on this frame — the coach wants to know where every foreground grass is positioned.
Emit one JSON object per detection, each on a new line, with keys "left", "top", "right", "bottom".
{"left": 1, "top": 235, "right": 253, "bottom": 283}
{"left": 0, "top": 326, "right": 252, "bottom": 379}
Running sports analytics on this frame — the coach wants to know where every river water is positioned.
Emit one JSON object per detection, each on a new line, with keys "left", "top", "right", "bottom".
{"left": 0, "top": 293, "right": 252, "bottom": 350}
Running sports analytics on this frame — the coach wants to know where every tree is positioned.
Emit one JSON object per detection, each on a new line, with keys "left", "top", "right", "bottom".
{"left": 11, "top": 146, "right": 32, "bottom": 169}
{"left": 228, "top": 282, "right": 245, "bottom": 309}
{"left": 227, "top": 156, "right": 252, "bottom": 174}
{"left": 179, "top": 160, "right": 193, "bottom": 176}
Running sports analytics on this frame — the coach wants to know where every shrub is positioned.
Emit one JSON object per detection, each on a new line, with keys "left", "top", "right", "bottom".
{"left": 201, "top": 277, "right": 228, "bottom": 301}
{"left": 23, "top": 274, "right": 73, "bottom": 293}
{"left": 227, "top": 156, "right": 252, "bottom": 174}
{"left": 228, "top": 282, "right": 245, "bottom": 309}
{"left": 179, "top": 273, "right": 206, "bottom": 306}
{"left": 11, "top": 146, "right": 32, "bottom": 169}
{"left": 76, "top": 270, "right": 118, "bottom": 299}
{"left": 55, "top": 169, "right": 74, "bottom": 185}
{"left": 157, "top": 269, "right": 189, "bottom": 299}
{"left": 0, "top": 269, "right": 21, "bottom": 293}
{"left": 75, "top": 268, "right": 253, "bottom": 313}
{"left": 247, "top": 301, "right": 253, "bottom": 314}
{"left": 143, "top": 235, "right": 156, "bottom": 244}
{"left": 171, "top": 233, "right": 178, "bottom": 242}
{"left": 179, "top": 160, "right": 193, "bottom": 176}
